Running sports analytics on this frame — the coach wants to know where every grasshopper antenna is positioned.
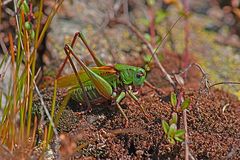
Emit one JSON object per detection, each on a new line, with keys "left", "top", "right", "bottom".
{"left": 146, "top": 16, "right": 182, "bottom": 67}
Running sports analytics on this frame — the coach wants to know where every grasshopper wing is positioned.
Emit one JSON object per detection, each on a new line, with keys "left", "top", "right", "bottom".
{"left": 57, "top": 66, "right": 116, "bottom": 88}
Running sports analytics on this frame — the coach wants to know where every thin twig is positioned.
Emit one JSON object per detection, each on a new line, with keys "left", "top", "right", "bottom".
{"left": 177, "top": 62, "right": 210, "bottom": 90}
{"left": 180, "top": 63, "right": 240, "bottom": 90}
{"left": 34, "top": 67, "right": 42, "bottom": 82}
{"left": 178, "top": 63, "right": 206, "bottom": 76}
{"left": 33, "top": 81, "right": 60, "bottom": 157}
{"left": 2, "top": 0, "right": 12, "bottom": 6}
{"left": 0, "top": 35, "right": 9, "bottom": 54}
{"left": 183, "top": 109, "right": 190, "bottom": 160}
{"left": 0, "top": 56, "right": 11, "bottom": 81}
{"left": 209, "top": 82, "right": 240, "bottom": 88}
{"left": 0, "top": 36, "right": 11, "bottom": 81}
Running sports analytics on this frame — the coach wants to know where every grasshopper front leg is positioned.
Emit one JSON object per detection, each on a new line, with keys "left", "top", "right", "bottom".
{"left": 116, "top": 92, "right": 129, "bottom": 127}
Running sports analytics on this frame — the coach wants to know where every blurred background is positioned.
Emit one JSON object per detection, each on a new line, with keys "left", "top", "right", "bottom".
{"left": 2, "top": 0, "right": 240, "bottom": 96}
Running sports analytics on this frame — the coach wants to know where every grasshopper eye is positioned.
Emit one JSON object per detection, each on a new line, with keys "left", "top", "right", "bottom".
{"left": 133, "top": 69, "right": 146, "bottom": 86}
{"left": 136, "top": 72, "right": 144, "bottom": 79}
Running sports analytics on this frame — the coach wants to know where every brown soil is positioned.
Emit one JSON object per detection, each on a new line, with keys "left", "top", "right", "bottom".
{"left": 32, "top": 52, "right": 240, "bottom": 159}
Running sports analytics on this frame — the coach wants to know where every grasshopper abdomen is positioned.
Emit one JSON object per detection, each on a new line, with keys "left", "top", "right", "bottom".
{"left": 71, "top": 84, "right": 110, "bottom": 105}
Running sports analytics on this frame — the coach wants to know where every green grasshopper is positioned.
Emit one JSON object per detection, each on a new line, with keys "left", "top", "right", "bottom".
{"left": 56, "top": 16, "right": 181, "bottom": 127}
{"left": 56, "top": 32, "right": 149, "bottom": 127}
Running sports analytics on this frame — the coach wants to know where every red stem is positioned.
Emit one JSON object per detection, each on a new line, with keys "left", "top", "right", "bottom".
{"left": 176, "top": 90, "right": 184, "bottom": 111}
{"left": 148, "top": 6, "right": 155, "bottom": 47}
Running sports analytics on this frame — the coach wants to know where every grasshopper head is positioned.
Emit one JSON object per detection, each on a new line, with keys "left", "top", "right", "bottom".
{"left": 133, "top": 68, "right": 146, "bottom": 86}
{"left": 115, "top": 64, "right": 146, "bottom": 86}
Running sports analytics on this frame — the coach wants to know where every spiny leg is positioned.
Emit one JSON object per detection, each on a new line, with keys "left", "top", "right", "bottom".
{"left": 56, "top": 32, "right": 82, "bottom": 79}
{"left": 127, "top": 90, "right": 150, "bottom": 121}
{"left": 57, "top": 31, "right": 107, "bottom": 79}
{"left": 64, "top": 45, "right": 92, "bottom": 112}
{"left": 116, "top": 92, "right": 129, "bottom": 127}
{"left": 77, "top": 32, "right": 106, "bottom": 67}
{"left": 59, "top": 32, "right": 106, "bottom": 68}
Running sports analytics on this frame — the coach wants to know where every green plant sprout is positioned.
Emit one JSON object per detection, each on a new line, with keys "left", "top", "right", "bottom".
{"left": 161, "top": 112, "right": 185, "bottom": 144}
{"left": 162, "top": 92, "right": 191, "bottom": 144}
{"left": 181, "top": 98, "right": 190, "bottom": 110}
{"left": 170, "top": 92, "right": 190, "bottom": 111}
{"left": 170, "top": 92, "right": 177, "bottom": 107}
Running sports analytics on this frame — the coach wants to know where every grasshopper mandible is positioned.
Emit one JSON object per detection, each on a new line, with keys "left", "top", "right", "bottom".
{"left": 56, "top": 32, "right": 149, "bottom": 127}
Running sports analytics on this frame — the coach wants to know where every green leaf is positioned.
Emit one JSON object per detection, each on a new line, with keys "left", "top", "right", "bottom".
{"left": 161, "top": 120, "right": 169, "bottom": 134}
{"left": 155, "top": 10, "right": 167, "bottom": 24}
{"left": 138, "top": 18, "right": 150, "bottom": 27}
{"left": 181, "top": 98, "right": 190, "bottom": 110}
{"left": 174, "top": 136, "right": 184, "bottom": 142}
{"left": 175, "top": 129, "right": 185, "bottom": 137}
{"left": 21, "top": 1, "right": 30, "bottom": 14}
{"left": 143, "top": 54, "right": 151, "bottom": 63}
{"left": 169, "top": 137, "right": 176, "bottom": 144}
{"left": 168, "top": 124, "right": 177, "bottom": 138}
{"left": 169, "top": 112, "right": 178, "bottom": 125}
{"left": 144, "top": 33, "right": 151, "bottom": 42}
{"left": 24, "top": 21, "right": 32, "bottom": 30}
{"left": 170, "top": 93, "right": 177, "bottom": 107}
{"left": 147, "top": 0, "right": 155, "bottom": 6}
{"left": 30, "top": 30, "right": 35, "bottom": 40}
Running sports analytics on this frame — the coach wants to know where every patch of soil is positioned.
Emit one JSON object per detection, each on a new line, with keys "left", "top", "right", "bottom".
{"left": 33, "top": 52, "right": 240, "bottom": 159}
{"left": 45, "top": 86, "right": 239, "bottom": 159}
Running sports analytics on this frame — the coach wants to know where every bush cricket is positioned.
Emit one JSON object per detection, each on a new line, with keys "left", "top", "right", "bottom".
{"left": 56, "top": 32, "right": 149, "bottom": 127}
{"left": 55, "top": 16, "right": 180, "bottom": 127}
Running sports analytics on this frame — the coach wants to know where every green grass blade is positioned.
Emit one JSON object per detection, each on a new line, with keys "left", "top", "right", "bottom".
{"left": 47, "top": 80, "right": 57, "bottom": 142}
